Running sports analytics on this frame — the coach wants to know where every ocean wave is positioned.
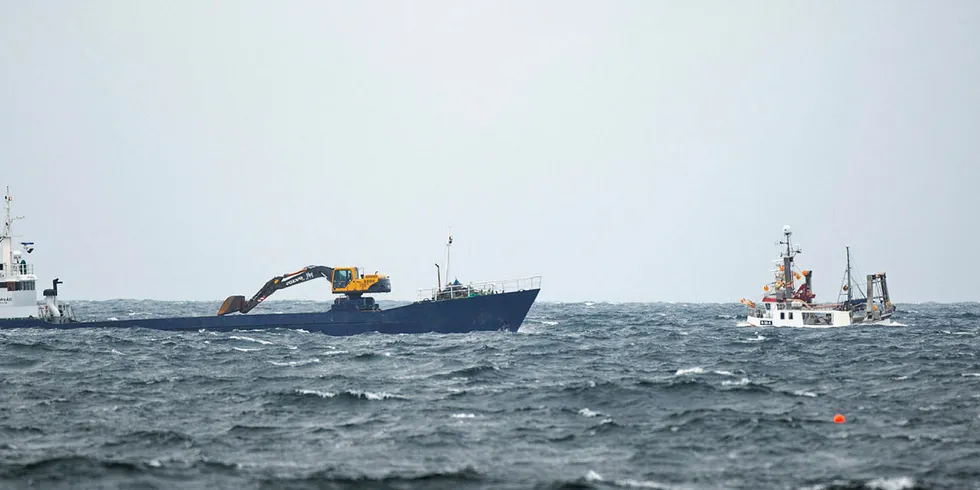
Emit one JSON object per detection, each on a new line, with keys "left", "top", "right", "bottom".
{"left": 1, "top": 300, "right": 977, "bottom": 489}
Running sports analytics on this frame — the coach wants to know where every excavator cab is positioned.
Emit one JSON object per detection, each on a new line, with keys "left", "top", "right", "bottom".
{"left": 332, "top": 268, "right": 352, "bottom": 290}
{"left": 217, "top": 265, "right": 392, "bottom": 315}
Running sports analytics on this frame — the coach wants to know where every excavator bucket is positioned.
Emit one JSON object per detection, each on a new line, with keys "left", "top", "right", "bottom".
{"left": 217, "top": 295, "right": 245, "bottom": 316}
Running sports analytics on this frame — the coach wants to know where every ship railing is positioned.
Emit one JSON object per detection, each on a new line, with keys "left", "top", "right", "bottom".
{"left": 417, "top": 275, "right": 542, "bottom": 302}
{"left": 0, "top": 263, "right": 34, "bottom": 280}
{"left": 37, "top": 302, "right": 76, "bottom": 322}
{"left": 763, "top": 300, "right": 850, "bottom": 312}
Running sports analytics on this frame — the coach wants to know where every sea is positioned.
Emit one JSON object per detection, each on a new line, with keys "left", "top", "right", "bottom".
{"left": 1, "top": 300, "right": 978, "bottom": 490}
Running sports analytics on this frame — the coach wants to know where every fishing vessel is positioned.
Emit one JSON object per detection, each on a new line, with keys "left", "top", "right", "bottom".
{"left": 740, "top": 225, "right": 895, "bottom": 327}
{"left": 0, "top": 187, "right": 540, "bottom": 334}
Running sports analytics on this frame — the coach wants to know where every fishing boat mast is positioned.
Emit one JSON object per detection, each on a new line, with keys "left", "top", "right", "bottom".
{"left": 775, "top": 225, "right": 801, "bottom": 300}
{"left": 845, "top": 246, "right": 853, "bottom": 303}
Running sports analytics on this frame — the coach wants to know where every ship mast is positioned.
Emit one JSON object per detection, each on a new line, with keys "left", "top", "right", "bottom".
{"left": 445, "top": 226, "right": 453, "bottom": 285}
{"left": 778, "top": 225, "right": 798, "bottom": 299}
{"left": 2, "top": 186, "right": 9, "bottom": 237}
{"left": 2, "top": 186, "right": 24, "bottom": 274}
{"left": 845, "top": 246, "right": 853, "bottom": 303}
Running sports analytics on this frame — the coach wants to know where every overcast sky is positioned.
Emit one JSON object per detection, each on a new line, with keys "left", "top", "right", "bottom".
{"left": 2, "top": 1, "right": 978, "bottom": 303}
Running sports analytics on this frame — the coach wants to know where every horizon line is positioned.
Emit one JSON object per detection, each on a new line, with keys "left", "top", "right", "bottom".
{"left": 55, "top": 297, "right": 980, "bottom": 305}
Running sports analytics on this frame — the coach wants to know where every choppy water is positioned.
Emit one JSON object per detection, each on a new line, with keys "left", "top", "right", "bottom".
{"left": 1, "top": 301, "right": 979, "bottom": 490}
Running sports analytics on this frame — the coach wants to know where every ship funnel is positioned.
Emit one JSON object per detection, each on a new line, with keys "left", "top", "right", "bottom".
{"left": 45, "top": 295, "right": 61, "bottom": 317}
{"left": 42, "top": 278, "right": 63, "bottom": 318}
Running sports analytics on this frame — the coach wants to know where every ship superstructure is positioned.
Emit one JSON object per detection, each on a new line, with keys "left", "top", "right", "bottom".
{"left": 0, "top": 187, "right": 74, "bottom": 323}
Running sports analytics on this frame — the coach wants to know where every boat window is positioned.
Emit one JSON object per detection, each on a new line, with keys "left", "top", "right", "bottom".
{"left": 780, "top": 312, "right": 785, "bottom": 320}
{"left": 788, "top": 312, "right": 793, "bottom": 320}
{"left": 333, "top": 269, "right": 352, "bottom": 289}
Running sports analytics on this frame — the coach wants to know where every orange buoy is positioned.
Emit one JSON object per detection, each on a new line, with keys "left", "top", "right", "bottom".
{"left": 833, "top": 414, "right": 845, "bottom": 424}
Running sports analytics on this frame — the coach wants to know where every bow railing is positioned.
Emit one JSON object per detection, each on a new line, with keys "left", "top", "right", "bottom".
{"left": 417, "top": 276, "right": 541, "bottom": 302}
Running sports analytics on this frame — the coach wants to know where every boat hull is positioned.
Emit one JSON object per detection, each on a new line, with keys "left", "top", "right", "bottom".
{"left": 745, "top": 306, "right": 893, "bottom": 328}
{"left": 0, "top": 288, "right": 540, "bottom": 335}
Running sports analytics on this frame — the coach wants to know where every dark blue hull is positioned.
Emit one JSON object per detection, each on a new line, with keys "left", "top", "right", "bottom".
{"left": 0, "top": 289, "right": 540, "bottom": 336}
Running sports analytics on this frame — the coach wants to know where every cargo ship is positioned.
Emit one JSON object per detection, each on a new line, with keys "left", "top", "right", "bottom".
{"left": 0, "top": 187, "right": 540, "bottom": 334}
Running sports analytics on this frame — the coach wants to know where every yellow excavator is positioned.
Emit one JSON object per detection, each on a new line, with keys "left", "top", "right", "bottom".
{"left": 217, "top": 265, "right": 391, "bottom": 315}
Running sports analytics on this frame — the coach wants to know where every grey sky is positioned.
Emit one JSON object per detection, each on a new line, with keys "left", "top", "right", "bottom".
{"left": 2, "top": 1, "right": 978, "bottom": 303}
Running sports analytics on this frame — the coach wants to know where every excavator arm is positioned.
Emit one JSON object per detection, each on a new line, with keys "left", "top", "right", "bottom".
{"left": 217, "top": 265, "right": 334, "bottom": 315}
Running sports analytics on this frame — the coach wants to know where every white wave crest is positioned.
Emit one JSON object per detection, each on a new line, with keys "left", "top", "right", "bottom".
{"left": 269, "top": 358, "right": 320, "bottom": 367}
{"left": 230, "top": 335, "right": 274, "bottom": 345}
{"left": 296, "top": 389, "right": 336, "bottom": 398}
{"left": 346, "top": 390, "right": 404, "bottom": 400}
{"left": 865, "top": 476, "right": 918, "bottom": 490}
{"left": 722, "top": 378, "right": 750, "bottom": 386}
{"left": 674, "top": 367, "right": 704, "bottom": 376}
